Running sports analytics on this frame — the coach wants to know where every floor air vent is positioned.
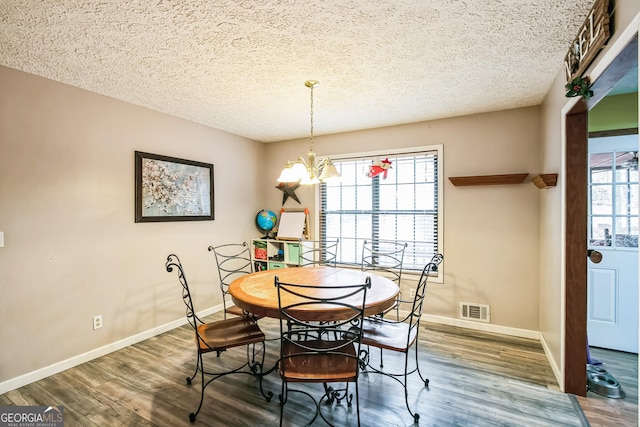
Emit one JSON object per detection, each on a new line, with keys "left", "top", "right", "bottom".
{"left": 460, "top": 302, "right": 490, "bottom": 323}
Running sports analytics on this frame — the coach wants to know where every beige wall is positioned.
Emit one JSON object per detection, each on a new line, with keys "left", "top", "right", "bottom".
{"left": 265, "top": 107, "right": 542, "bottom": 331}
{"left": 539, "top": 1, "right": 640, "bottom": 387}
{"left": 0, "top": 66, "right": 265, "bottom": 384}
{"left": 3, "top": 0, "right": 638, "bottom": 393}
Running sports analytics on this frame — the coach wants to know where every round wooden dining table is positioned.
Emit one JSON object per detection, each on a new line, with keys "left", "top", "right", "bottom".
{"left": 229, "top": 267, "right": 399, "bottom": 322}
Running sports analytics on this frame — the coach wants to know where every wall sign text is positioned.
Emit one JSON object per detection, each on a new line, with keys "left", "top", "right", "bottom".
{"left": 564, "top": 0, "right": 610, "bottom": 83}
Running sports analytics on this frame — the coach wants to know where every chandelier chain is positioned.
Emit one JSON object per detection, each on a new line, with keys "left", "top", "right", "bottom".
{"left": 309, "top": 83, "right": 314, "bottom": 152}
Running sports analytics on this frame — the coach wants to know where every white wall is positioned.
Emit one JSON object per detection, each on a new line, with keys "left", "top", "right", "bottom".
{"left": 0, "top": 66, "right": 265, "bottom": 386}
{"left": 264, "top": 107, "right": 542, "bottom": 333}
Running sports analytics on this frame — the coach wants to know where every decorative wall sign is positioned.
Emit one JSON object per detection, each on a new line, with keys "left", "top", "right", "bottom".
{"left": 135, "top": 151, "right": 214, "bottom": 222}
{"left": 563, "top": 0, "right": 610, "bottom": 83}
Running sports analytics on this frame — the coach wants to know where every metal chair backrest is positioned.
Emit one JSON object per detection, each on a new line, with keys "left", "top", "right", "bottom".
{"left": 208, "top": 242, "right": 253, "bottom": 312}
{"left": 275, "top": 276, "right": 371, "bottom": 373}
{"left": 298, "top": 238, "right": 339, "bottom": 267}
{"left": 165, "top": 254, "right": 202, "bottom": 338}
{"left": 361, "top": 240, "right": 408, "bottom": 284}
{"left": 407, "top": 253, "right": 444, "bottom": 329}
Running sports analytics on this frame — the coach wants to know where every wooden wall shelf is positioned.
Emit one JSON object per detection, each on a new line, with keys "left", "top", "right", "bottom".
{"left": 448, "top": 173, "right": 529, "bottom": 186}
{"left": 531, "top": 174, "right": 558, "bottom": 189}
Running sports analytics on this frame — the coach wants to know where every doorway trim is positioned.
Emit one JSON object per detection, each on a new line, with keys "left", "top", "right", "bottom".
{"left": 565, "top": 101, "right": 589, "bottom": 396}
{"left": 562, "top": 18, "right": 639, "bottom": 395}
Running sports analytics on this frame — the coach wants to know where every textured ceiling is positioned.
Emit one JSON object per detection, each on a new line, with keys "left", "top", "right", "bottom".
{"left": 0, "top": 0, "right": 598, "bottom": 142}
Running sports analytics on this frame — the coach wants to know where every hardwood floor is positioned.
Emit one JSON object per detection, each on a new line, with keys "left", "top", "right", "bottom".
{"left": 577, "top": 347, "right": 638, "bottom": 427}
{"left": 0, "top": 314, "right": 629, "bottom": 426}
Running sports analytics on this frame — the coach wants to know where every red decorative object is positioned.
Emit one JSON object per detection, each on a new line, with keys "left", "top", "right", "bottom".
{"left": 367, "top": 158, "right": 392, "bottom": 179}
{"left": 254, "top": 248, "right": 267, "bottom": 260}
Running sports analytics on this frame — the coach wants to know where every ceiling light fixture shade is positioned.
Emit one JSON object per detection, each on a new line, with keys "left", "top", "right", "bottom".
{"left": 277, "top": 80, "right": 341, "bottom": 185}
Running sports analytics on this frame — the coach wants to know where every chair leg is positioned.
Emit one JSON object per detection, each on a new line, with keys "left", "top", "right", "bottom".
{"left": 414, "top": 339, "right": 430, "bottom": 387}
{"left": 189, "top": 352, "right": 206, "bottom": 422}
{"left": 186, "top": 351, "right": 199, "bottom": 385}
{"left": 402, "top": 350, "right": 420, "bottom": 424}
{"left": 188, "top": 344, "right": 271, "bottom": 422}
{"left": 323, "top": 383, "right": 334, "bottom": 404}
{"left": 362, "top": 344, "right": 425, "bottom": 423}
{"left": 355, "top": 380, "right": 361, "bottom": 427}
{"left": 317, "top": 383, "right": 357, "bottom": 426}
{"left": 278, "top": 381, "right": 287, "bottom": 427}
{"left": 323, "top": 382, "right": 353, "bottom": 407}
{"left": 252, "top": 342, "right": 274, "bottom": 402}
{"left": 246, "top": 342, "right": 258, "bottom": 369}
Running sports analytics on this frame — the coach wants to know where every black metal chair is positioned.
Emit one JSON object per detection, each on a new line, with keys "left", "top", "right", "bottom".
{"left": 275, "top": 275, "right": 371, "bottom": 427}
{"left": 359, "top": 253, "right": 443, "bottom": 423}
{"left": 361, "top": 239, "right": 408, "bottom": 320}
{"left": 298, "top": 238, "right": 339, "bottom": 267}
{"left": 165, "top": 254, "right": 268, "bottom": 422}
{"left": 208, "top": 242, "right": 259, "bottom": 319}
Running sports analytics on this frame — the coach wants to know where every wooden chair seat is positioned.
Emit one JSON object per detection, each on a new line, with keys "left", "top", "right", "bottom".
{"left": 279, "top": 339, "right": 358, "bottom": 383}
{"left": 361, "top": 318, "right": 417, "bottom": 353}
{"left": 197, "top": 316, "right": 265, "bottom": 353}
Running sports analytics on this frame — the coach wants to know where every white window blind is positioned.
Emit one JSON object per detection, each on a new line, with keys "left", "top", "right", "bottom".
{"left": 319, "top": 150, "right": 440, "bottom": 271}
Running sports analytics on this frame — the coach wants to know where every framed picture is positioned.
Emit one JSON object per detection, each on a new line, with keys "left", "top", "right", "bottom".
{"left": 135, "top": 151, "right": 214, "bottom": 222}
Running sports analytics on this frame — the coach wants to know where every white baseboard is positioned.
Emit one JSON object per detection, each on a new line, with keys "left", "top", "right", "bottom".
{"left": 539, "top": 332, "right": 563, "bottom": 390}
{"left": 421, "top": 313, "right": 541, "bottom": 340}
{"left": 0, "top": 305, "right": 222, "bottom": 395}
{"left": 422, "top": 314, "right": 566, "bottom": 387}
{"left": 1, "top": 307, "right": 549, "bottom": 395}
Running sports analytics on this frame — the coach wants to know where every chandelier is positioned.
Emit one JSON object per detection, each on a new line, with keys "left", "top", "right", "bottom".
{"left": 277, "top": 80, "right": 341, "bottom": 185}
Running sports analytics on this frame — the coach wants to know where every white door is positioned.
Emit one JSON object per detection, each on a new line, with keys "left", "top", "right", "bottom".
{"left": 587, "top": 134, "right": 638, "bottom": 353}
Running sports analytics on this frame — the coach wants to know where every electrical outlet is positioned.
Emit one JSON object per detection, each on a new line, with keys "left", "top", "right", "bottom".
{"left": 409, "top": 289, "right": 416, "bottom": 299}
{"left": 93, "top": 315, "right": 103, "bottom": 330}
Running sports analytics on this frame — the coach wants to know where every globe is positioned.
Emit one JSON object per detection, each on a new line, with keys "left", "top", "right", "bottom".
{"left": 256, "top": 209, "right": 278, "bottom": 238}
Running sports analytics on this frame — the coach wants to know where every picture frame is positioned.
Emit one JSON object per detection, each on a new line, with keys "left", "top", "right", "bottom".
{"left": 135, "top": 151, "right": 214, "bottom": 222}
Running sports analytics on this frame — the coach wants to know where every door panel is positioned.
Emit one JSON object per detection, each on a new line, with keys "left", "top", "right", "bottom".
{"left": 588, "top": 267, "right": 617, "bottom": 323}
{"left": 587, "top": 134, "right": 639, "bottom": 353}
{"left": 587, "top": 250, "right": 638, "bottom": 352}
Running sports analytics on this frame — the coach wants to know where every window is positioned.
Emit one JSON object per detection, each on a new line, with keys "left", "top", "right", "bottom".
{"left": 319, "top": 146, "right": 442, "bottom": 272}
{"left": 589, "top": 139, "right": 638, "bottom": 249}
